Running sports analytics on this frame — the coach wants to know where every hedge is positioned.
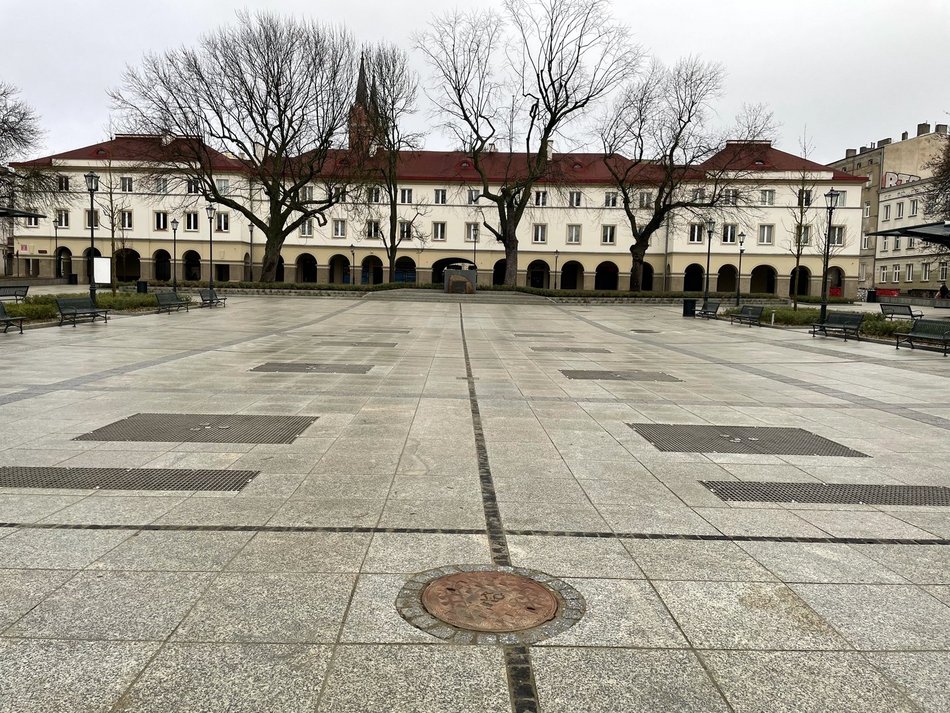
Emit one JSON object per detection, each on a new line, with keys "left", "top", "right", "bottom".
{"left": 4, "top": 293, "right": 159, "bottom": 321}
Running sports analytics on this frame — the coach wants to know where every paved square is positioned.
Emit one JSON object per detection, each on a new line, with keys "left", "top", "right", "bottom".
{"left": 0, "top": 294, "right": 948, "bottom": 712}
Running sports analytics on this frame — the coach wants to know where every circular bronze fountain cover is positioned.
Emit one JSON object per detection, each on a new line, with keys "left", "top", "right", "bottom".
{"left": 421, "top": 570, "right": 559, "bottom": 632}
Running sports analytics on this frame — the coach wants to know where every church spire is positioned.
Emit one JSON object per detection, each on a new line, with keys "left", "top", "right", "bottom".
{"left": 355, "top": 54, "right": 368, "bottom": 107}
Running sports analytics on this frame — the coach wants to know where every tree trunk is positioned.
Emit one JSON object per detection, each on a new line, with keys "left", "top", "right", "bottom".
{"left": 387, "top": 252, "right": 396, "bottom": 284}
{"left": 259, "top": 233, "right": 282, "bottom": 282}
{"left": 502, "top": 227, "right": 519, "bottom": 286}
{"left": 629, "top": 243, "right": 647, "bottom": 292}
{"left": 791, "top": 262, "right": 800, "bottom": 310}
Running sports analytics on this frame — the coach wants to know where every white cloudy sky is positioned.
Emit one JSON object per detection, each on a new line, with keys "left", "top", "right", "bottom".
{"left": 2, "top": 0, "right": 948, "bottom": 164}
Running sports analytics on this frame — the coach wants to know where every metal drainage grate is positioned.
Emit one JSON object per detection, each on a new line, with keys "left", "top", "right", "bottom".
{"left": 75, "top": 413, "right": 318, "bottom": 444}
{"left": 629, "top": 423, "right": 868, "bottom": 457}
{"left": 0, "top": 467, "right": 259, "bottom": 492}
{"left": 629, "top": 329, "right": 660, "bottom": 333}
{"left": 702, "top": 480, "right": 950, "bottom": 506}
{"left": 351, "top": 327, "right": 411, "bottom": 333}
{"left": 561, "top": 370, "right": 681, "bottom": 382}
{"left": 315, "top": 341, "right": 397, "bottom": 348}
{"left": 250, "top": 362, "right": 373, "bottom": 374}
{"left": 532, "top": 347, "right": 611, "bottom": 353}
{"left": 514, "top": 332, "right": 567, "bottom": 337}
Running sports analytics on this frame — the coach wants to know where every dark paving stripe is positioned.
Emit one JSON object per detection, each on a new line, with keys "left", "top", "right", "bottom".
{"left": 459, "top": 305, "right": 541, "bottom": 713}
{"left": 0, "top": 521, "right": 946, "bottom": 545}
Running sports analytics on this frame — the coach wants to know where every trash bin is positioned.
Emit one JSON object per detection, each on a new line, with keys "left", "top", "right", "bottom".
{"left": 682, "top": 298, "right": 697, "bottom": 317}
{"left": 136, "top": 280, "right": 148, "bottom": 294}
{"left": 865, "top": 289, "right": 877, "bottom": 303}
{"left": 67, "top": 273, "right": 78, "bottom": 285}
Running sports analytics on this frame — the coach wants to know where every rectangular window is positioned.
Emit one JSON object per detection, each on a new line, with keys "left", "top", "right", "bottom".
{"left": 863, "top": 202, "right": 870, "bottom": 218}
{"left": 121, "top": 210, "right": 133, "bottom": 230}
{"left": 569, "top": 191, "right": 582, "bottom": 207}
{"left": 604, "top": 192, "right": 618, "bottom": 207}
{"left": 798, "top": 189, "right": 812, "bottom": 207}
{"left": 365, "top": 220, "right": 381, "bottom": 238}
{"left": 829, "top": 226, "right": 844, "bottom": 247}
{"left": 369, "top": 186, "right": 381, "bottom": 203}
{"left": 910, "top": 199, "right": 919, "bottom": 216}
{"left": 57, "top": 175, "right": 70, "bottom": 192}
{"left": 862, "top": 234, "right": 870, "bottom": 250}
{"left": 883, "top": 204, "right": 891, "bottom": 221}
{"left": 399, "top": 188, "right": 413, "bottom": 204}
{"left": 859, "top": 264, "right": 866, "bottom": 282}
{"left": 215, "top": 178, "right": 230, "bottom": 195}
{"left": 897, "top": 202, "right": 904, "bottom": 219}
{"left": 894, "top": 236, "right": 901, "bottom": 250}
{"left": 881, "top": 236, "right": 888, "bottom": 251}
{"left": 692, "top": 187, "right": 706, "bottom": 202}
{"left": 567, "top": 224, "right": 581, "bottom": 244}
{"left": 908, "top": 237, "right": 915, "bottom": 249}
{"left": 758, "top": 225, "right": 773, "bottom": 245}
{"left": 332, "top": 219, "right": 346, "bottom": 238}
{"left": 186, "top": 178, "right": 201, "bottom": 194}
{"left": 721, "top": 224, "right": 737, "bottom": 244}
{"left": 880, "top": 266, "right": 888, "bottom": 283}
{"left": 892, "top": 265, "right": 901, "bottom": 283}
{"left": 532, "top": 224, "right": 547, "bottom": 244}
{"left": 25, "top": 209, "right": 38, "bottom": 228}
{"left": 760, "top": 189, "right": 775, "bottom": 206}
{"left": 835, "top": 191, "right": 847, "bottom": 207}
{"left": 906, "top": 263, "right": 914, "bottom": 282}
{"left": 432, "top": 222, "right": 446, "bottom": 241}
{"left": 299, "top": 185, "right": 314, "bottom": 202}
{"left": 601, "top": 225, "right": 616, "bottom": 245}
{"left": 399, "top": 221, "right": 413, "bottom": 240}
{"left": 120, "top": 177, "right": 133, "bottom": 193}
{"left": 300, "top": 218, "right": 313, "bottom": 237}
{"left": 465, "top": 223, "right": 479, "bottom": 242}
{"left": 688, "top": 224, "right": 705, "bottom": 243}
{"left": 797, "top": 225, "right": 810, "bottom": 245}
{"left": 55, "top": 209, "right": 69, "bottom": 228}
{"left": 215, "top": 212, "right": 229, "bottom": 232}
{"left": 638, "top": 191, "right": 653, "bottom": 209}
{"left": 154, "top": 212, "right": 168, "bottom": 231}
{"left": 334, "top": 186, "right": 347, "bottom": 202}
{"left": 468, "top": 189, "right": 480, "bottom": 205}
{"left": 154, "top": 177, "right": 169, "bottom": 194}
{"left": 722, "top": 189, "right": 739, "bottom": 205}
{"left": 942, "top": 264, "right": 949, "bottom": 282}
{"left": 434, "top": 189, "right": 447, "bottom": 205}
{"left": 922, "top": 262, "right": 931, "bottom": 281}
{"left": 534, "top": 190, "right": 547, "bottom": 206}
{"left": 185, "top": 212, "right": 199, "bottom": 231}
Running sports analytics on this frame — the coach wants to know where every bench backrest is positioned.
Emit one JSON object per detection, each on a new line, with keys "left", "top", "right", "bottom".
{"left": 199, "top": 289, "right": 216, "bottom": 300}
{"left": 910, "top": 319, "right": 950, "bottom": 337}
{"left": 0, "top": 286, "right": 28, "bottom": 296}
{"left": 880, "top": 303, "right": 910, "bottom": 317}
{"left": 826, "top": 311, "right": 864, "bottom": 326}
{"left": 740, "top": 305, "right": 763, "bottom": 318}
{"left": 56, "top": 297, "right": 95, "bottom": 311}
{"left": 702, "top": 301, "right": 721, "bottom": 313}
{"left": 0, "top": 302, "right": 10, "bottom": 318}
{"left": 156, "top": 292, "right": 182, "bottom": 305}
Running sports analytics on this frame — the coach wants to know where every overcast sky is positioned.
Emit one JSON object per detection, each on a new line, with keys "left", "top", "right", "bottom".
{"left": 3, "top": 0, "right": 948, "bottom": 164}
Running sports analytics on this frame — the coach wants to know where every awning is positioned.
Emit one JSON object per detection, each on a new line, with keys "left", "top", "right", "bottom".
{"left": 0, "top": 207, "right": 47, "bottom": 219}
{"left": 869, "top": 220, "right": 950, "bottom": 249}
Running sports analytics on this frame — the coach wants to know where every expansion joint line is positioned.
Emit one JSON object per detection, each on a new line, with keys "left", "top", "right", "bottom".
{"left": 459, "top": 305, "right": 541, "bottom": 713}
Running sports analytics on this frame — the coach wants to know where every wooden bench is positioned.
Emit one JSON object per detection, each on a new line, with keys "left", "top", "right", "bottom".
{"left": 199, "top": 288, "right": 227, "bottom": 308}
{"left": 696, "top": 300, "right": 721, "bottom": 319}
{"left": 811, "top": 311, "right": 865, "bottom": 341}
{"left": 0, "top": 285, "right": 29, "bottom": 303}
{"left": 881, "top": 303, "right": 923, "bottom": 322}
{"left": 895, "top": 319, "right": 950, "bottom": 356}
{"left": 56, "top": 297, "right": 110, "bottom": 327}
{"left": 156, "top": 292, "right": 192, "bottom": 314}
{"left": 729, "top": 305, "right": 763, "bottom": 327}
{"left": 0, "top": 303, "right": 24, "bottom": 334}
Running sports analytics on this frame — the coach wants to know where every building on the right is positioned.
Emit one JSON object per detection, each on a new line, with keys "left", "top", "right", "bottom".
{"left": 829, "top": 122, "right": 948, "bottom": 297}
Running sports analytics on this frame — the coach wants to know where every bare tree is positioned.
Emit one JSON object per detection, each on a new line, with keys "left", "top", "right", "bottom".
{"left": 352, "top": 44, "right": 429, "bottom": 281}
{"left": 110, "top": 11, "right": 358, "bottom": 282}
{"left": 783, "top": 133, "right": 821, "bottom": 310}
{"left": 1, "top": 83, "right": 56, "bottom": 234}
{"left": 925, "top": 130, "right": 950, "bottom": 220}
{"left": 418, "top": 0, "right": 637, "bottom": 285}
{"left": 597, "top": 57, "right": 774, "bottom": 291}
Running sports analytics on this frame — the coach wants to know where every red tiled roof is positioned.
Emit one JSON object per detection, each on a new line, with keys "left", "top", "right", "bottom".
{"left": 701, "top": 141, "right": 866, "bottom": 183}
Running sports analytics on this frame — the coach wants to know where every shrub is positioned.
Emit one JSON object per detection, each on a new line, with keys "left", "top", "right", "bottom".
{"left": 860, "top": 313, "right": 911, "bottom": 338}
{"left": 3, "top": 302, "right": 57, "bottom": 320}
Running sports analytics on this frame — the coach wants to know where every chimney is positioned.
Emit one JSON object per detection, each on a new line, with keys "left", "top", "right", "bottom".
{"left": 917, "top": 122, "right": 931, "bottom": 136}
{"left": 878, "top": 138, "right": 891, "bottom": 146}
{"left": 859, "top": 146, "right": 869, "bottom": 154}
{"left": 845, "top": 148, "right": 856, "bottom": 158}
{"left": 901, "top": 131, "right": 909, "bottom": 141}
{"left": 937, "top": 124, "right": 948, "bottom": 135}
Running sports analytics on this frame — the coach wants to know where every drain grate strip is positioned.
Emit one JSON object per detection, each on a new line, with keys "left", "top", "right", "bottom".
{"left": 315, "top": 341, "right": 397, "bottom": 348}
{"left": 562, "top": 370, "right": 681, "bottom": 382}
{"left": 0, "top": 467, "right": 258, "bottom": 492}
{"left": 629, "top": 423, "right": 868, "bottom": 457}
{"left": 250, "top": 362, "right": 373, "bottom": 374}
{"left": 75, "top": 413, "right": 317, "bottom": 444}
{"left": 532, "top": 347, "right": 610, "bottom": 353}
{"left": 703, "top": 480, "right": 950, "bottom": 506}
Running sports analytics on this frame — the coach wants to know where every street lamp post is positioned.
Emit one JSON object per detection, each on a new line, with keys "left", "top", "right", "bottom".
{"left": 736, "top": 232, "right": 745, "bottom": 306}
{"left": 51, "top": 218, "right": 60, "bottom": 278}
{"left": 819, "top": 189, "right": 841, "bottom": 323}
{"left": 349, "top": 243, "right": 356, "bottom": 285}
{"left": 554, "top": 249, "right": 560, "bottom": 290}
{"left": 248, "top": 221, "right": 254, "bottom": 282}
{"left": 205, "top": 203, "right": 216, "bottom": 290}
{"left": 703, "top": 218, "right": 715, "bottom": 306}
{"left": 84, "top": 171, "right": 99, "bottom": 302}
{"left": 170, "top": 218, "right": 179, "bottom": 293}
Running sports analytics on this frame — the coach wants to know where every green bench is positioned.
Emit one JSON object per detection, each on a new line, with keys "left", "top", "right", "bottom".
{"left": 881, "top": 303, "right": 923, "bottom": 322}
{"left": 811, "top": 311, "right": 865, "bottom": 341}
{"left": 729, "top": 305, "right": 763, "bottom": 327}
{"left": 56, "top": 297, "right": 110, "bottom": 327}
{"left": 0, "top": 303, "right": 24, "bottom": 334}
{"left": 895, "top": 319, "right": 950, "bottom": 356}
{"left": 199, "top": 288, "right": 227, "bottom": 308}
{"left": 0, "top": 285, "right": 29, "bottom": 303}
{"left": 156, "top": 292, "right": 192, "bottom": 314}
{"left": 696, "top": 300, "right": 721, "bottom": 319}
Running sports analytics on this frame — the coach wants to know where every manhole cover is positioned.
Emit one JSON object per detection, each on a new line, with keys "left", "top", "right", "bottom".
{"left": 702, "top": 481, "right": 950, "bottom": 505}
{"left": 532, "top": 347, "right": 611, "bottom": 353}
{"left": 629, "top": 423, "right": 868, "bottom": 457}
{"left": 75, "top": 413, "right": 317, "bottom": 444}
{"left": 396, "top": 564, "right": 584, "bottom": 645}
{"left": 561, "top": 369, "right": 681, "bottom": 382}
{"left": 250, "top": 362, "right": 372, "bottom": 374}
{"left": 422, "top": 571, "right": 558, "bottom": 632}
{"left": 0, "top": 466, "right": 259, "bottom": 492}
